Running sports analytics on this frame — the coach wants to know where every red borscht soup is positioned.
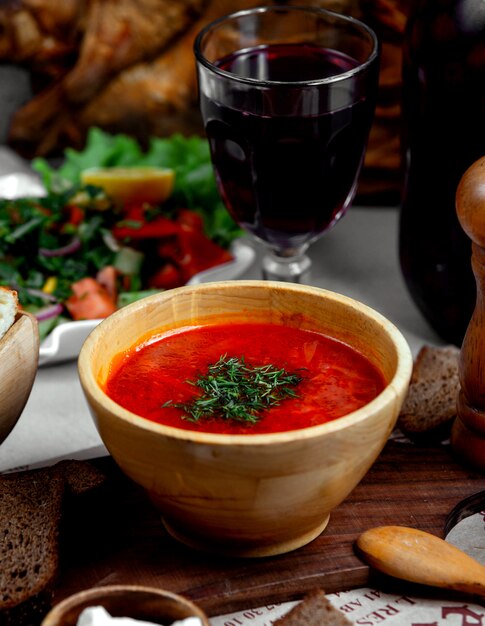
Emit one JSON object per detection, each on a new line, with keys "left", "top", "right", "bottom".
{"left": 104, "top": 322, "right": 386, "bottom": 435}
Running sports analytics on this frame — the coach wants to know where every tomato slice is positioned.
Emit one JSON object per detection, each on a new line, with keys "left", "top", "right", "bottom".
{"left": 96, "top": 266, "right": 119, "bottom": 301}
{"left": 66, "top": 277, "right": 117, "bottom": 320}
{"left": 113, "top": 216, "right": 180, "bottom": 240}
{"left": 176, "top": 226, "right": 233, "bottom": 282}
{"left": 148, "top": 263, "right": 183, "bottom": 290}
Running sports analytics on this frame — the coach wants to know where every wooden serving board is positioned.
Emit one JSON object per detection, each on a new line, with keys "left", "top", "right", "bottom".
{"left": 55, "top": 438, "right": 485, "bottom": 617}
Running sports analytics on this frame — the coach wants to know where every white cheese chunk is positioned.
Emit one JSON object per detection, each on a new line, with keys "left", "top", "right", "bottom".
{"left": 77, "top": 605, "right": 203, "bottom": 626}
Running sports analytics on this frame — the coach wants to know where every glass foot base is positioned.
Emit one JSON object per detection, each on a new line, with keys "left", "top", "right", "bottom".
{"left": 262, "top": 251, "right": 312, "bottom": 283}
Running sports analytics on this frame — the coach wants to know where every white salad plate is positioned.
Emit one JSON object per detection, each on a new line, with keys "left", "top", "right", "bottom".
{"left": 38, "top": 239, "right": 255, "bottom": 366}
{"left": 0, "top": 150, "right": 256, "bottom": 366}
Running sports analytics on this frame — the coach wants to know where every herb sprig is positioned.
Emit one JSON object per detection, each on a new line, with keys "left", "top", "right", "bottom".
{"left": 164, "top": 355, "right": 304, "bottom": 424}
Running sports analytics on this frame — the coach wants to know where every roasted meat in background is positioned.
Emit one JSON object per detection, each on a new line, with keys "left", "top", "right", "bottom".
{"left": 0, "top": 0, "right": 409, "bottom": 202}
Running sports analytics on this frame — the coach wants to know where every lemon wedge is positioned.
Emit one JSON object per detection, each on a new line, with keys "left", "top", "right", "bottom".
{"left": 81, "top": 166, "right": 175, "bottom": 204}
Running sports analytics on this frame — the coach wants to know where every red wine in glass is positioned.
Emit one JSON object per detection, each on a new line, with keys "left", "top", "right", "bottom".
{"left": 201, "top": 43, "right": 374, "bottom": 252}
{"left": 195, "top": 7, "right": 379, "bottom": 282}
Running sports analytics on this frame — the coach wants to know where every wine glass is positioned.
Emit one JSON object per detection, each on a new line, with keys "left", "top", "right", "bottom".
{"left": 194, "top": 5, "right": 379, "bottom": 283}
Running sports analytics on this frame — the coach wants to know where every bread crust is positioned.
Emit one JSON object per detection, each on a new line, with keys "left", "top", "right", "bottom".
{"left": 0, "top": 461, "right": 106, "bottom": 626}
{"left": 398, "top": 345, "right": 460, "bottom": 439}
{"left": 273, "top": 590, "right": 353, "bottom": 626}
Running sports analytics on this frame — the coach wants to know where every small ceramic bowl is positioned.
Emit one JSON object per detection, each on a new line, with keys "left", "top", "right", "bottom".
{"left": 41, "top": 585, "right": 210, "bottom": 626}
{"left": 78, "top": 281, "right": 413, "bottom": 557}
{"left": 0, "top": 311, "right": 39, "bottom": 445}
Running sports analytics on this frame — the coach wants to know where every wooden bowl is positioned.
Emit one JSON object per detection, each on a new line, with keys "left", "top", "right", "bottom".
{"left": 0, "top": 311, "right": 39, "bottom": 445}
{"left": 78, "top": 281, "right": 412, "bottom": 557}
{"left": 41, "top": 585, "right": 210, "bottom": 626}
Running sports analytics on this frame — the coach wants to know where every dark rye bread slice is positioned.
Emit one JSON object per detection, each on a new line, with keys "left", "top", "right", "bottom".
{"left": 397, "top": 345, "right": 460, "bottom": 440}
{"left": 273, "top": 590, "right": 353, "bottom": 626}
{"left": 0, "top": 460, "right": 106, "bottom": 626}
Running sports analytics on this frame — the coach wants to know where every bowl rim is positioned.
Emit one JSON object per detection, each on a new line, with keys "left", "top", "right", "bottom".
{"left": 78, "top": 280, "right": 413, "bottom": 446}
{"left": 41, "top": 584, "right": 210, "bottom": 625}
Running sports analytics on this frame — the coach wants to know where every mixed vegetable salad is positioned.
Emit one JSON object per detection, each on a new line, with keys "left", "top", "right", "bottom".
{"left": 0, "top": 128, "right": 242, "bottom": 339}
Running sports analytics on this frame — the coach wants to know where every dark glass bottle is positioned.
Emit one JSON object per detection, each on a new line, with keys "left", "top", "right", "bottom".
{"left": 399, "top": 0, "right": 485, "bottom": 346}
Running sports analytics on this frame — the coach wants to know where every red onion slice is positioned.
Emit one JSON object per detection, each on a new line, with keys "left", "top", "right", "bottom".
{"left": 25, "top": 288, "right": 58, "bottom": 303}
{"left": 35, "top": 303, "right": 63, "bottom": 321}
{"left": 39, "top": 237, "right": 81, "bottom": 257}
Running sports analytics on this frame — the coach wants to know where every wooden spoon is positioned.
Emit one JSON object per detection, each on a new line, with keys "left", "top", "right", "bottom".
{"left": 356, "top": 525, "right": 485, "bottom": 596}
{"left": 0, "top": 311, "right": 39, "bottom": 444}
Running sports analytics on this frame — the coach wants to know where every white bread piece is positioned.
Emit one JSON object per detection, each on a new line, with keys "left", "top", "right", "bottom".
{"left": 0, "top": 287, "right": 18, "bottom": 341}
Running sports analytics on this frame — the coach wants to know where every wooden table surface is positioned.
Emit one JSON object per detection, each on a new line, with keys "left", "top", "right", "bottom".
{"left": 55, "top": 437, "right": 485, "bottom": 617}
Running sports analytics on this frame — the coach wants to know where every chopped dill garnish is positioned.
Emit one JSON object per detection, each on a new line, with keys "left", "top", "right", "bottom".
{"left": 163, "top": 354, "right": 304, "bottom": 424}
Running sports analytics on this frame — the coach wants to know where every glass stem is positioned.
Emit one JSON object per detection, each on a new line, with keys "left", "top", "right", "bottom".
{"left": 261, "top": 249, "right": 312, "bottom": 283}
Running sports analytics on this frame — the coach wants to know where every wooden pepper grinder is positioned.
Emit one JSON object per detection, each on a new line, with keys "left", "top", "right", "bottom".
{"left": 452, "top": 155, "right": 485, "bottom": 469}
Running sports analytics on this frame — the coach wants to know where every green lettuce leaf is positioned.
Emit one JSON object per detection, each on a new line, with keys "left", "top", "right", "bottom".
{"left": 32, "top": 127, "right": 242, "bottom": 247}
